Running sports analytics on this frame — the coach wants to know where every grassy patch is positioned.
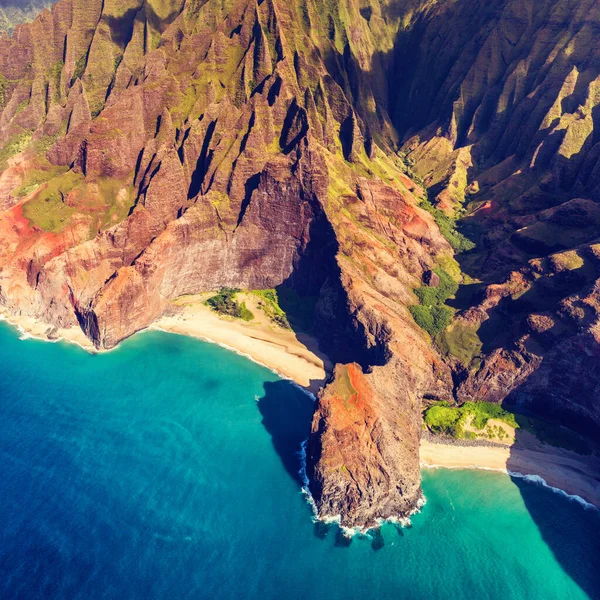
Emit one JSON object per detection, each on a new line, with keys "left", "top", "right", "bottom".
{"left": 96, "top": 177, "right": 136, "bottom": 229}
{"left": 251, "top": 289, "right": 291, "bottom": 329}
{"left": 436, "top": 322, "right": 483, "bottom": 367}
{"left": 332, "top": 365, "right": 358, "bottom": 408}
{"left": 410, "top": 267, "right": 457, "bottom": 337}
{"left": 14, "top": 99, "right": 29, "bottom": 115}
{"left": 467, "top": 402, "right": 518, "bottom": 429}
{"left": 30, "top": 133, "right": 62, "bottom": 155}
{"left": 13, "top": 166, "right": 68, "bottom": 198}
{"left": 0, "top": 131, "right": 33, "bottom": 169}
{"left": 70, "top": 54, "right": 87, "bottom": 86}
{"left": 424, "top": 401, "right": 518, "bottom": 438}
{"left": 0, "top": 73, "right": 8, "bottom": 108}
{"left": 22, "top": 170, "right": 83, "bottom": 233}
{"left": 205, "top": 288, "right": 254, "bottom": 321}
{"left": 410, "top": 304, "right": 453, "bottom": 337}
{"left": 49, "top": 61, "right": 64, "bottom": 103}
{"left": 419, "top": 197, "right": 475, "bottom": 253}
{"left": 549, "top": 250, "right": 584, "bottom": 272}
{"left": 415, "top": 268, "right": 458, "bottom": 305}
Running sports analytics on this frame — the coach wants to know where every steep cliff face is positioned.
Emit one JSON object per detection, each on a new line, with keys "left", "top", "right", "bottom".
{"left": 393, "top": 0, "right": 600, "bottom": 438}
{"left": 0, "top": 0, "right": 455, "bottom": 527}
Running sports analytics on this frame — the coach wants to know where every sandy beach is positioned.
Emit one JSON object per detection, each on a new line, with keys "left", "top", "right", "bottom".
{"left": 3, "top": 299, "right": 598, "bottom": 509}
{"left": 421, "top": 435, "right": 600, "bottom": 509}
{"left": 0, "top": 295, "right": 332, "bottom": 394}
{"left": 0, "top": 307, "right": 96, "bottom": 352}
{"left": 153, "top": 294, "right": 332, "bottom": 394}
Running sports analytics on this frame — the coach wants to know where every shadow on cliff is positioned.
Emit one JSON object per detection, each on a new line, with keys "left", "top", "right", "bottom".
{"left": 506, "top": 427, "right": 600, "bottom": 598}
{"left": 373, "top": 0, "right": 600, "bottom": 587}
{"left": 255, "top": 379, "right": 316, "bottom": 486}
{"left": 454, "top": 253, "right": 600, "bottom": 595}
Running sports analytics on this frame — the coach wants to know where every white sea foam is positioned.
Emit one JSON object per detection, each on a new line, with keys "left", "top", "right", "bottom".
{"left": 298, "top": 436, "right": 428, "bottom": 537}
{"left": 0, "top": 314, "right": 100, "bottom": 353}
{"left": 422, "top": 461, "right": 597, "bottom": 511}
{"left": 507, "top": 470, "right": 596, "bottom": 510}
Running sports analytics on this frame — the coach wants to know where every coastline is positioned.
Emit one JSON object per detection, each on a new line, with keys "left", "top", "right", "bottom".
{"left": 0, "top": 308, "right": 97, "bottom": 352}
{"left": 420, "top": 436, "right": 600, "bottom": 510}
{"left": 0, "top": 297, "right": 332, "bottom": 395}
{"left": 153, "top": 296, "right": 332, "bottom": 394}
{"left": 2, "top": 302, "right": 598, "bottom": 511}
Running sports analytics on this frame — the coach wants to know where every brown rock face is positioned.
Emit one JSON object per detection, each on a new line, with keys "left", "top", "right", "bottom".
{"left": 390, "top": 0, "right": 600, "bottom": 439}
{"left": 308, "top": 358, "right": 429, "bottom": 529}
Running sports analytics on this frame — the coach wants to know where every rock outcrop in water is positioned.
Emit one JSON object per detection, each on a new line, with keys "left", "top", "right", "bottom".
{"left": 1, "top": 0, "right": 599, "bottom": 527}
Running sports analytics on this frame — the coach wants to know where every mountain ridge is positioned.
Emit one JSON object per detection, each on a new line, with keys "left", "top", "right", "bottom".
{"left": 0, "top": 0, "right": 55, "bottom": 34}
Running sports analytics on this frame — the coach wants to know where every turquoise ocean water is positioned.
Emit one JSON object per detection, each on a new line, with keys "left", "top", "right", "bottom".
{"left": 0, "top": 321, "right": 598, "bottom": 599}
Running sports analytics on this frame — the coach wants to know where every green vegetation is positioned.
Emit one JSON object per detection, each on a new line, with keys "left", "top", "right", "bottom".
{"left": 468, "top": 402, "right": 518, "bottom": 429}
{"left": 251, "top": 289, "right": 291, "bottom": 329}
{"left": 410, "top": 304, "right": 453, "bottom": 337}
{"left": 419, "top": 197, "right": 475, "bottom": 253}
{"left": 437, "top": 322, "right": 483, "bottom": 367}
{"left": 414, "top": 267, "right": 458, "bottom": 305}
{"left": 15, "top": 99, "right": 29, "bottom": 115}
{"left": 410, "top": 267, "right": 457, "bottom": 337}
{"left": 22, "top": 170, "right": 83, "bottom": 233}
{"left": 424, "top": 401, "right": 518, "bottom": 438}
{"left": 480, "top": 423, "right": 512, "bottom": 442}
{"left": 13, "top": 166, "right": 67, "bottom": 198}
{"left": 30, "top": 133, "right": 61, "bottom": 155}
{"left": 423, "top": 402, "right": 590, "bottom": 452}
{"left": 95, "top": 177, "right": 136, "bottom": 229}
{"left": 0, "top": 73, "right": 9, "bottom": 108}
{"left": 0, "top": 131, "right": 33, "bottom": 169}
{"left": 205, "top": 288, "right": 254, "bottom": 321}
{"left": 332, "top": 364, "right": 358, "bottom": 408}
{"left": 275, "top": 286, "right": 317, "bottom": 332}
{"left": 423, "top": 401, "right": 464, "bottom": 436}
{"left": 49, "top": 60, "right": 64, "bottom": 103}
{"left": 70, "top": 54, "right": 87, "bottom": 86}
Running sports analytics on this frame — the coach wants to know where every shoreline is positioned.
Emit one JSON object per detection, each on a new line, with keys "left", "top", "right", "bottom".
{"left": 0, "top": 308, "right": 97, "bottom": 353}
{"left": 150, "top": 324, "right": 319, "bottom": 398}
{"left": 2, "top": 304, "right": 598, "bottom": 511}
{"left": 153, "top": 296, "right": 332, "bottom": 394}
{"left": 0, "top": 298, "right": 332, "bottom": 395}
{"left": 420, "top": 437, "right": 600, "bottom": 510}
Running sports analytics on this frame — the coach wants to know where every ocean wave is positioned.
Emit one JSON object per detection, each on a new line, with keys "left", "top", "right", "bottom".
{"left": 422, "top": 461, "right": 597, "bottom": 511}
{"left": 0, "top": 314, "right": 99, "bottom": 353}
{"left": 507, "top": 470, "right": 596, "bottom": 510}
{"left": 298, "top": 437, "right": 427, "bottom": 537}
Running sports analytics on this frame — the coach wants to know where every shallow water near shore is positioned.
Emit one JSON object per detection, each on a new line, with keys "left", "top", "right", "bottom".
{"left": 0, "top": 322, "right": 598, "bottom": 599}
